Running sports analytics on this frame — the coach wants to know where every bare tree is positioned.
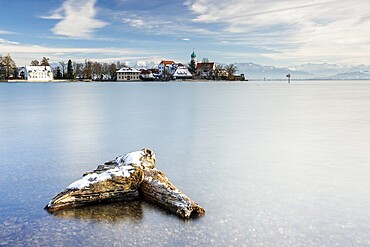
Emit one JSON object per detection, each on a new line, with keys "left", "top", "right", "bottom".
{"left": 109, "top": 63, "right": 117, "bottom": 80}
{"left": 59, "top": 61, "right": 66, "bottom": 78}
{"left": 75, "top": 62, "right": 84, "bottom": 79}
{"left": 0, "top": 55, "right": 4, "bottom": 79}
{"left": 73, "top": 61, "right": 77, "bottom": 76}
{"left": 1, "top": 53, "right": 16, "bottom": 79}
{"left": 101, "top": 62, "right": 109, "bottom": 76}
{"left": 116, "top": 61, "right": 127, "bottom": 70}
{"left": 83, "top": 59, "right": 92, "bottom": 79}
{"left": 92, "top": 61, "right": 102, "bottom": 79}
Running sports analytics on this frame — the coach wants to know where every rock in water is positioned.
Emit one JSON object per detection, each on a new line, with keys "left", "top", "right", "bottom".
{"left": 45, "top": 148, "right": 205, "bottom": 219}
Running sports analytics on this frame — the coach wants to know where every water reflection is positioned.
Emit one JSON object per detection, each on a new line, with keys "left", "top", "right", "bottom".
{"left": 1, "top": 81, "right": 370, "bottom": 246}
{"left": 52, "top": 201, "right": 143, "bottom": 222}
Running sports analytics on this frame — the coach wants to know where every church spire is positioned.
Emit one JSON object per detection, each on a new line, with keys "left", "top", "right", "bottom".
{"left": 191, "top": 49, "right": 196, "bottom": 59}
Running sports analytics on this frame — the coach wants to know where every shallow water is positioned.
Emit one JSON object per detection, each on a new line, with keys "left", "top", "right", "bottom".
{"left": 0, "top": 81, "right": 369, "bottom": 246}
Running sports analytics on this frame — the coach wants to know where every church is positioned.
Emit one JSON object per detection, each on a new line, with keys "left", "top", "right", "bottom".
{"left": 190, "top": 50, "right": 216, "bottom": 79}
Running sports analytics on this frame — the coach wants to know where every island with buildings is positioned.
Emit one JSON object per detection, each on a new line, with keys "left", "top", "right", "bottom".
{"left": 0, "top": 51, "right": 245, "bottom": 82}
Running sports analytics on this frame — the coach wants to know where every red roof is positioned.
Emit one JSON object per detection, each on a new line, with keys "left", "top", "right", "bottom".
{"left": 196, "top": 62, "right": 215, "bottom": 70}
{"left": 161, "top": 60, "right": 175, "bottom": 66}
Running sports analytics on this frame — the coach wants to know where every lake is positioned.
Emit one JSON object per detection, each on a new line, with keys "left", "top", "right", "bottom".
{"left": 0, "top": 80, "right": 369, "bottom": 246}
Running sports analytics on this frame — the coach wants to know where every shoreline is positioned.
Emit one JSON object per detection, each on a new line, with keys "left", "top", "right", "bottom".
{"left": 1, "top": 78, "right": 370, "bottom": 83}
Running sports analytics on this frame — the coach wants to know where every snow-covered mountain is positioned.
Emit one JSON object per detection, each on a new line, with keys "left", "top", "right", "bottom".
{"left": 288, "top": 63, "right": 342, "bottom": 77}
{"left": 288, "top": 63, "right": 370, "bottom": 77}
{"left": 320, "top": 71, "right": 370, "bottom": 80}
{"left": 235, "top": 62, "right": 370, "bottom": 80}
{"left": 121, "top": 60, "right": 159, "bottom": 69}
{"left": 235, "top": 63, "right": 312, "bottom": 79}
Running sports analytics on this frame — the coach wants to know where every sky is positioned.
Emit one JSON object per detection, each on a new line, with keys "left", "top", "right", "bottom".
{"left": 1, "top": 0, "right": 370, "bottom": 67}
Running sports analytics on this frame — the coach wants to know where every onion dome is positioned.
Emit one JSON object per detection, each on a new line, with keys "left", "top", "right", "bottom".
{"left": 191, "top": 50, "right": 196, "bottom": 58}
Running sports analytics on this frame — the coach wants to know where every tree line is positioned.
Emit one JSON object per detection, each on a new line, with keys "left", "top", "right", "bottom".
{"left": 0, "top": 53, "right": 127, "bottom": 80}
{"left": 53, "top": 59, "right": 123, "bottom": 80}
{"left": 1, "top": 52, "right": 239, "bottom": 81}
{"left": 30, "top": 57, "right": 121, "bottom": 80}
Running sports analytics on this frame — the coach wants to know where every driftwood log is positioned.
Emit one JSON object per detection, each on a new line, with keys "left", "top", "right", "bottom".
{"left": 45, "top": 148, "right": 205, "bottom": 219}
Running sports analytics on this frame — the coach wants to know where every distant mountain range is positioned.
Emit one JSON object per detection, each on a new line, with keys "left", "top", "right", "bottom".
{"left": 234, "top": 62, "right": 370, "bottom": 80}
{"left": 234, "top": 63, "right": 311, "bottom": 80}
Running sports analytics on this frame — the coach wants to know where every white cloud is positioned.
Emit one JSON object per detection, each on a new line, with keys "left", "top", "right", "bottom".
{"left": 185, "top": 0, "right": 370, "bottom": 65}
{"left": 0, "top": 30, "right": 16, "bottom": 35}
{"left": 122, "top": 16, "right": 171, "bottom": 30}
{"left": 0, "top": 38, "right": 19, "bottom": 45}
{"left": 39, "top": 8, "right": 64, "bottom": 20}
{"left": 118, "top": 12, "right": 215, "bottom": 36}
{"left": 41, "top": 0, "right": 108, "bottom": 38}
{"left": 123, "top": 18, "right": 145, "bottom": 28}
{"left": 0, "top": 41, "right": 154, "bottom": 65}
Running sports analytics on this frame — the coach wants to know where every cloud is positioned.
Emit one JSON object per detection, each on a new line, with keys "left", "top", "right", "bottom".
{"left": 39, "top": 8, "right": 64, "bottom": 20}
{"left": 122, "top": 15, "right": 171, "bottom": 30}
{"left": 0, "top": 38, "right": 19, "bottom": 45}
{"left": 115, "top": 9, "right": 216, "bottom": 36}
{"left": 123, "top": 18, "right": 145, "bottom": 28}
{"left": 0, "top": 40, "right": 157, "bottom": 65}
{"left": 0, "top": 30, "right": 17, "bottom": 35}
{"left": 41, "top": 0, "right": 108, "bottom": 38}
{"left": 185, "top": 0, "right": 370, "bottom": 64}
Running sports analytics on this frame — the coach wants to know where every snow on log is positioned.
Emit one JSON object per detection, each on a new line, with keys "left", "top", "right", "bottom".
{"left": 44, "top": 165, "right": 144, "bottom": 213}
{"left": 140, "top": 169, "right": 205, "bottom": 219}
{"left": 45, "top": 148, "right": 205, "bottom": 219}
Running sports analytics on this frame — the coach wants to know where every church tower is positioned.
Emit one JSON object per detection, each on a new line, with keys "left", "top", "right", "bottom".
{"left": 191, "top": 50, "right": 197, "bottom": 66}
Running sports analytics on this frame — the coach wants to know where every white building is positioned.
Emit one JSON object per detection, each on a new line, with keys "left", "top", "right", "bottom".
{"left": 173, "top": 64, "right": 192, "bottom": 79}
{"left": 116, "top": 67, "right": 140, "bottom": 81}
{"left": 19, "top": 66, "right": 53, "bottom": 81}
{"left": 158, "top": 60, "right": 175, "bottom": 76}
{"left": 157, "top": 60, "right": 193, "bottom": 79}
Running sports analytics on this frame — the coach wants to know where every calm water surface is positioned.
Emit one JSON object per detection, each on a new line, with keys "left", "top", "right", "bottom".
{"left": 0, "top": 81, "right": 369, "bottom": 246}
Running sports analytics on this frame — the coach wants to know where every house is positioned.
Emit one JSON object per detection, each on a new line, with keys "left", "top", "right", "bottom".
{"left": 158, "top": 60, "right": 175, "bottom": 76}
{"left": 173, "top": 64, "right": 192, "bottom": 79}
{"left": 196, "top": 62, "right": 216, "bottom": 78}
{"left": 157, "top": 60, "right": 193, "bottom": 79}
{"left": 229, "top": 73, "right": 246, "bottom": 81}
{"left": 19, "top": 66, "right": 53, "bottom": 81}
{"left": 216, "top": 68, "right": 229, "bottom": 80}
{"left": 116, "top": 67, "right": 140, "bottom": 81}
{"left": 139, "top": 69, "right": 156, "bottom": 81}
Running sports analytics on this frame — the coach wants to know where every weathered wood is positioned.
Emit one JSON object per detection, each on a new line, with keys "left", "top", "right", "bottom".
{"left": 45, "top": 148, "right": 205, "bottom": 219}
{"left": 45, "top": 148, "right": 155, "bottom": 213}
{"left": 44, "top": 166, "right": 143, "bottom": 212}
{"left": 140, "top": 169, "right": 205, "bottom": 218}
